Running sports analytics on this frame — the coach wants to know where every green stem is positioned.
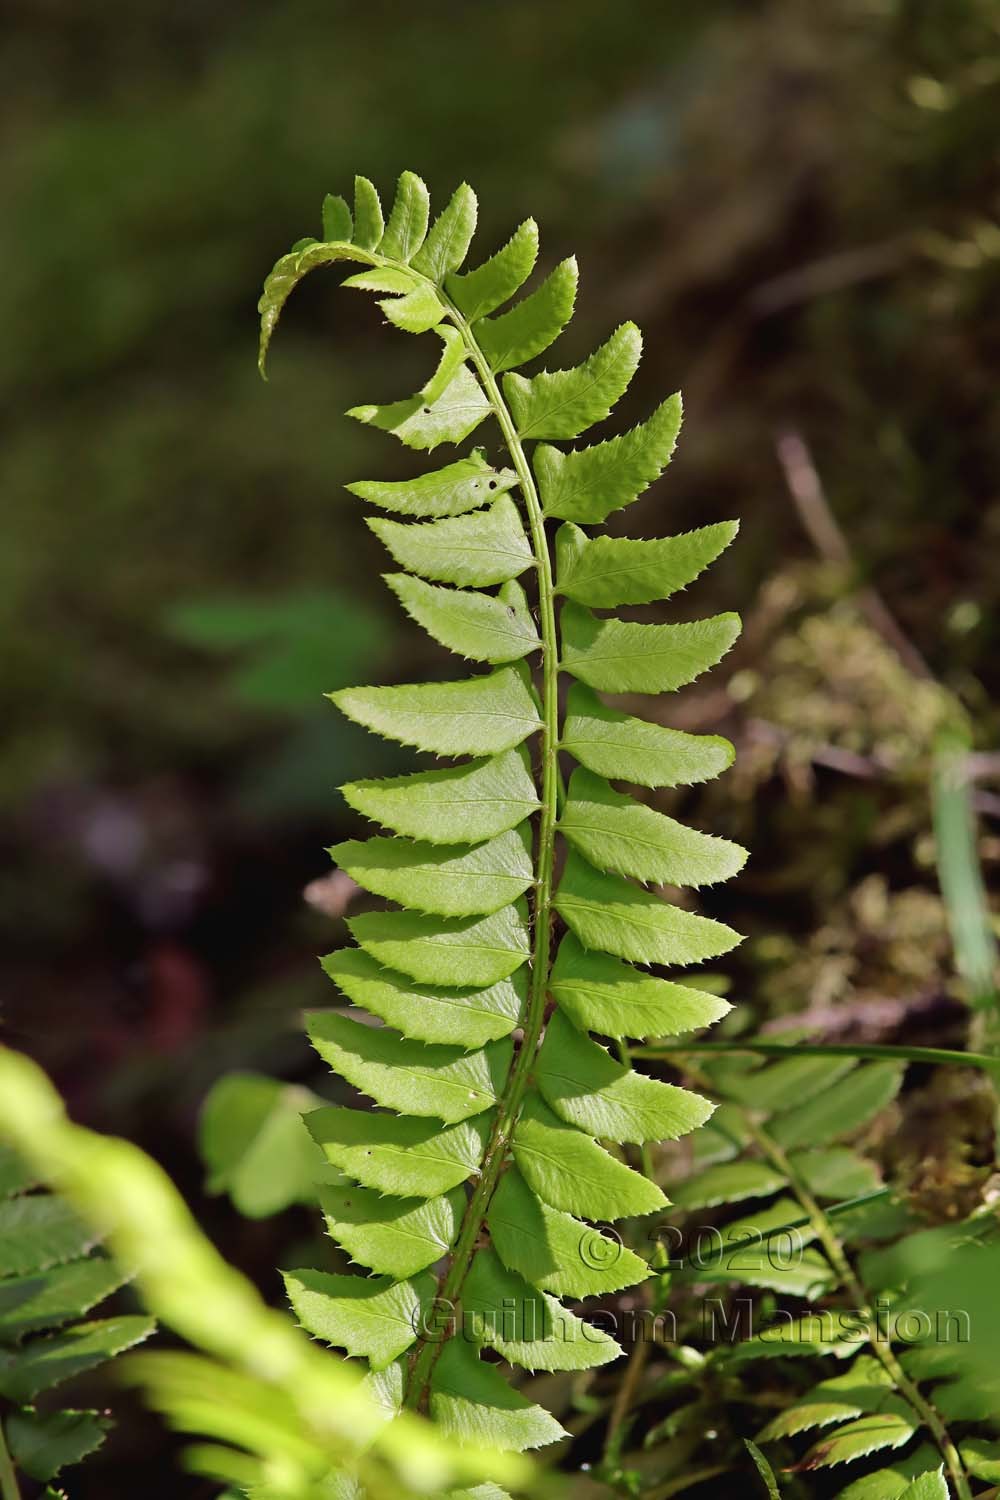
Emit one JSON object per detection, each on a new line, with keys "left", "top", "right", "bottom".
{"left": 0, "top": 1419, "right": 21, "bottom": 1500}
{"left": 403, "top": 297, "right": 562, "bottom": 1411}
{"left": 636, "top": 1039, "right": 1000, "bottom": 1073}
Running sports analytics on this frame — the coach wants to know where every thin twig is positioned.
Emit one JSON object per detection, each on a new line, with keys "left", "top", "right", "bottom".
{"left": 774, "top": 427, "right": 933, "bottom": 681}
{"left": 637, "top": 1039, "right": 1000, "bottom": 1073}
{"left": 749, "top": 238, "right": 910, "bottom": 317}
{"left": 748, "top": 717, "right": 1000, "bottom": 817}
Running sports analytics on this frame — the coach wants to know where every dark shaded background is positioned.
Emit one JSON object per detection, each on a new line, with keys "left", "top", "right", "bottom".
{"left": 3, "top": 0, "right": 999, "bottom": 1492}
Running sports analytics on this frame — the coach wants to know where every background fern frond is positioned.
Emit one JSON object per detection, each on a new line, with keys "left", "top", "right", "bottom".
{"left": 661, "top": 1047, "right": 993, "bottom": 1498}
{"left": 0, "top": 1144, "right": 152, "bottom": 1490}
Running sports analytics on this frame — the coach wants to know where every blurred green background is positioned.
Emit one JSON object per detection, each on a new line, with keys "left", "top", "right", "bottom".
{"left": 3, "top": 0, "right": 999, "bottom": 1490}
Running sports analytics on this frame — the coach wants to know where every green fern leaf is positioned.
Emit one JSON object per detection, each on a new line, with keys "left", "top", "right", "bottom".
{"left": 378, "top": 171, "right": 431, "bottom": 263}
{"left": 743, "top": 1312, "right": 860, "bottom": 1360}
{"left": 898, "top": 1474, "right": 949, "bottom": 1500}
{"left": 342, "top": 266, "right": 418, "bottom": 293}
{"left": 536, "top": 1012, "right": 714, "bottom": 1142}
{"left": 319, "top": 1183, "right": 465, "bottom": 1278}
{"left": 769, "top": 1063, "right": 905, "bottom": 1149}
{"left": 463, "top": 1247, "right": 621, "bottom": 1371}
{"left": 488, "top": 1168, "right": 649, "bottom": 1297}
{"left": 700, "top": 1248, "right": 835, "bottom": 1301}
{"left": 322, "top": 949, "right": 524, "bottom": 1047}
{"left": 346, "top": 451, "right": 518, "bottom": 518}
{"left": 199, "top": 1072, "right": 324, "bottom": 1219}
{"left": 445, "top": 219, "right": 538, "bottom": 322}
{"left": 283, "top": 1267, "right": 433, "bottom": 1370}
{"left": 321, "top": 192, "right": 353, "bottom": 242}
{"left": 959, "top": 1439, "right": 1000, "bottom": 1483}
{"left": 683, "top": 1196, "right": 834, "bottom": 1299}
{"left": 561, "top": 681, "right": 735, "bottom": 788}
{"left": 307, "top": 1012, "right": 512, "bottom": 1122}
{"left": 0, "top": 1196, "right": 98, "bottom": 1277}
{"left": 504, "top": 323, "right": 642, "bottom": 439}
{"left": 561, "top": 600, "right": 742, "bottom": 693}
{"left": 512, "top": 1095, "right": 666, "bottom": 1218}
{"left": 554, "top": 851, "right": 742, "bottom": 967}
{"left": 760, "top": 1398, "right": 866, "bottom": 1443}
{"left": 379, "top": 282, "right": 445, "bottom": 334}
{"left": 367, "top": 495, "right": 533, "bottom": 585}
{"left": 791, "top": 1148, "right": 882, "bottom": 1201}
{"left": 6, "top": 1409, "right": 111, "bottom": 1485}
{"left": 0, "top": 1315, "right": 154, "bottom": 1402}
{"left": 428, "top": 1336, "right": 565, "bottom": 1453}
{"left": 306, "top": 1106, "right": 494, "bottom": 1198}
{"left": 555, "top": 520, "right": 739, "bottom": 607}
{"left": 341, "top": 747, "right": 540, "bottom": 844}
{"left": 352, "top": 175, "right": 384, "bottom": 249}
{"left": 0, "top": 1259, "right": 126, "bottom": 1342}
{"left": 258, "top": 236, "right": 377, "bottom": 374}
{"left": 836, "top": 1447, "right": 943, "bottom": 1498}
{"left": 800, "top": 1405, "right": 917, "bottom": 1469}
{"left": 933, "top": 1378, "right": 1000, "bottom": 1422}
{"left": 347, "top": 363, "right": 489, "bottom": 451}
{"left": 671, "top": 1160, "right": 788, "bottom": 1210}
{"left": 757, "top": 1358, "right": 894, "bottom": 1440}
{"left": 420, "top": 325, "right": 470, "bottom": 404}
{"left": 475, "top": 258, "right": 577, "bottom": 373}
{"left": 721, "top": 1054, "right": 857, "bottom": 1111}
{"left": 559, "top": 766, "right": 746, "bottom": 887}
{"left": 549, "top": 932, "right": 731, "bottom": 1038}
{"left": 331, "top": 663, "right": 541, "bottom": 756}
{"left": 346, "top": 901, "right": 530, "bottom": 987}
{"left": 385, "top": 575, "right": 540, "bottom": 663}
{"left": 745, "top": 1440, "right": 782, "bottom": 1500}
{"left": 535, "top": 393, "right": 683, "bottom": 522}
{"left": 330, "top": 826, "right": 532, "bottom": 917}
{"left": 411, "top": 183, "right": 478, "bottom": 281}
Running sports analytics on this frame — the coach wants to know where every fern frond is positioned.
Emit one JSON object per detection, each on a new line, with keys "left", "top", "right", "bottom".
{"left": 259, "top": 171, "right": 746, "bottom": 1457}
{"left": 660, "top": 1047, "right": 988, "bottom": 1498}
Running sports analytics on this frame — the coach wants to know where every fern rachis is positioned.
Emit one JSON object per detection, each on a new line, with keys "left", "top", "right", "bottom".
{"left": 259, "top": 171, "right": 746, "bottom": 1450}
